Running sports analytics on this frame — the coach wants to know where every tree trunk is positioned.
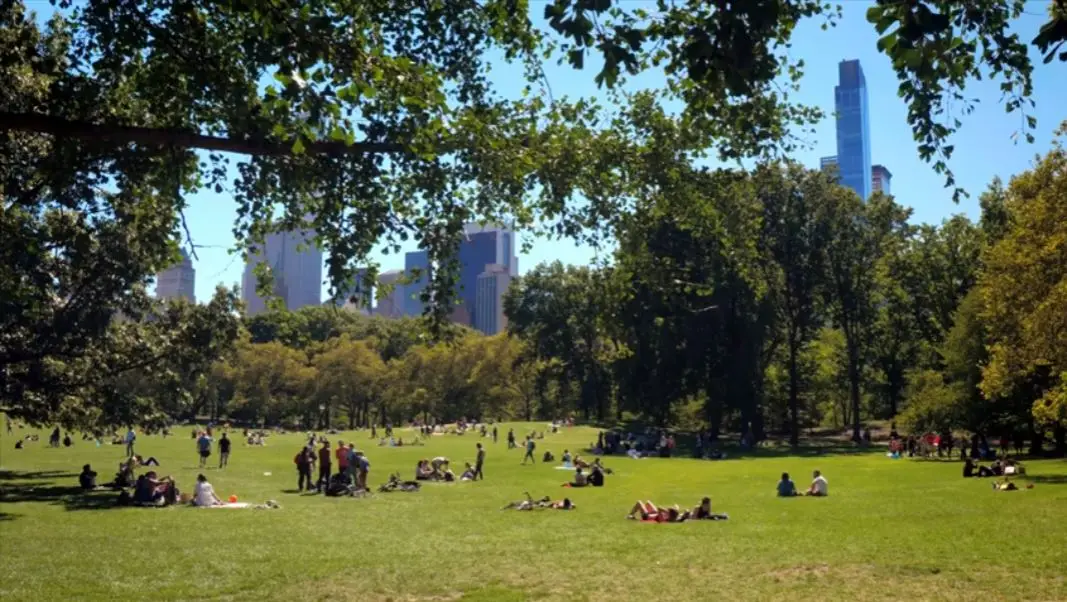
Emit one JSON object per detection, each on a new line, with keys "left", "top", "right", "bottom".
{"left": 1054, "top": 425, "right": 1066, "bottom": 457}
{"left": 788, "top": 340, "right": 800, "bottom": 447}
{"left": 847, "top": 343, "right": 862, "bottom": 442}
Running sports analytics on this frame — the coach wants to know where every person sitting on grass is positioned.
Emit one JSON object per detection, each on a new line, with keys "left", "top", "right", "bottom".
{"left": 542, "top": 451, "right": 555, "bottom": 463}
{"left": 460, "top": 462, "right": 476, "bottom": 481}
{"left": 587, "top": 464, "right": 605, "bottom": 487}
{"left": 133, "top": 471, "right": 177, "bottom": 506}
{"left": 777, "top": 472, "right": 798, "bottom": 497}
{"left": 805, "top": 470, "right": 828, "bottom": 496}
{"left": 561, "top": 450, "right": 572, "bottom": 466}
{"left": 431, "top": 456, "right": 450, "bottom": 473}
{"left": 415, "top": 460, "right": 434, "bottom": 480}
{"left": 79, "top": 464, "right": 98, "bottom": 490}
{"left": 563, "top": 467, "right": 588, "bottom": 488}
{"left": 573, "top": 455, "right": 591, "bottom": 469}
{"left": 192, "top": 474, "right": 223, "bottom": 507}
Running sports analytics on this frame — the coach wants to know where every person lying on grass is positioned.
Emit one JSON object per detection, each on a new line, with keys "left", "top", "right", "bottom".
{"left": 502, "top": 493, "right": 549, "bottom": 510}
{"left": 805, "top": 470, "right": 828, "bottom": 496}
{"left": 501, "top": 493, "right": 575, "bottom": 510}
{"left": 193, "top": 474, "right": 223, "bottom": 507}
{"left": 777, "top": 473, "right": 798, "bottom": 497}
{"left": 378, "top": 473, "right": 420, "bottom": 493}
{"left": 626, "top": 501, "right": 689, "bottom": 522}
{"left": 690, "top": 497, "right": 729, "bottom": 520}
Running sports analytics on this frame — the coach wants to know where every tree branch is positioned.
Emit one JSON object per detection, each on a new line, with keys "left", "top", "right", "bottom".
{"left": 0, "top": 112, "right": 407, "bottom": 156}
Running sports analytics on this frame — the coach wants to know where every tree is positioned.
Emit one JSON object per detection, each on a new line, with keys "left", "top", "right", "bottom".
{"left": 822, "top": 192, "right": 909, "bottom": 440}
{"left": 505, "top": 261, "right": 616, "bottom": 421}
{"left": 756, "top": 163, "right": 832, "bottom": 444}
{"left": 979, "top": 126, "right": 1067, "bottom": 453}
{"left": 311, "top": 335, "right": 384, "bottom": 429}
{"left": 225, "top": 341, "right": 315, "bottom": 426}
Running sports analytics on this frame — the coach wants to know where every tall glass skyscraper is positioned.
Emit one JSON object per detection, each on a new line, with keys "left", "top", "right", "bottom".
{"left": 834, "top": 59, "right": 872, "bottom": 201}
{"left": 241, "top": 221, "right": 323, "bottom": 316}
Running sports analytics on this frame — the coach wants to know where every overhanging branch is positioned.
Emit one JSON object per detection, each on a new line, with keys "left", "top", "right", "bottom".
{"left": 0, "top": 111, "right": 407, "bottom": 156}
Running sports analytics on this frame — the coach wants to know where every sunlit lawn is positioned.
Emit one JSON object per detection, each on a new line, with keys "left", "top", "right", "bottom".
{"left": 1, "top": 423, "right": 1065, "bottom": 601}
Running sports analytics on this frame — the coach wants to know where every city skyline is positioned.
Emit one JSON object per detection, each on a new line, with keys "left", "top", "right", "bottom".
{"left": 164, "top": 4, "right": 1064, "bottom": 307}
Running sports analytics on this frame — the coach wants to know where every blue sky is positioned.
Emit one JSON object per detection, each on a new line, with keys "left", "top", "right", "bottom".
{"left": 30, "top": 0, "right": 1064, "bottom": 300}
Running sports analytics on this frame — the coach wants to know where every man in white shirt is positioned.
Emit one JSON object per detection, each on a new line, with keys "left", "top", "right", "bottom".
{"left": 806, "top": 470, "right": 828, "bottom": 496}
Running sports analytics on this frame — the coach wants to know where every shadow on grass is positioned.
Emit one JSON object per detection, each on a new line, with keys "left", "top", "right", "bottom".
{"left": 0, "top": 512, "right": 16, "bottom": 521}
{"left": 1028, "top": 474, "right": 1067, "bottom": 485}
{"left": 0, "top": 469, "right": 121, "bottom": 515}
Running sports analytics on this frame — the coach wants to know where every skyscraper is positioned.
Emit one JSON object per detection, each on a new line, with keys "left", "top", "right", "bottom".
{"left": 457, "top": 222, "right": 517, "bottom": 331}
{"left": 834, "top": 59, "right": 872, "bottom": 201}
{"left": 375, "top": 269, "right": 404, "bottom": 318}
{"left": 241, "top": 223, "right": 323, "bottom": 316}
{"left": 403, "top": 250, "right": 431, "bottom": 317}
{"left": 871, "top": 164, "right": 892, "bottom": 196}
{"left": 820, "top": 155, "right": 839, "bottom": 174}
{"left": 156, "top": 247, "right": 196, "bottom": 303}
{"left": 475, "top": 264, "right": 511, "bottom": 335}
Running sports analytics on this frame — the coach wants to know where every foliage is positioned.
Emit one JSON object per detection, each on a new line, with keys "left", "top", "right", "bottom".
{"left": 979, "top": 125, "right": 1067, "bottom": 441}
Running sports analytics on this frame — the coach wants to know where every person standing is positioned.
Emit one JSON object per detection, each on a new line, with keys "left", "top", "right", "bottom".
{"left": 295, "top": 447, "right": 314, "bottom": 492}
{"left": 492, "top": 426, "right": 498, "bottom": 444}
{"left": 507, "top": 428, "right": 516, "bottom": 449}
{"left": 475, "top": 443, "right": 486, "bottom": 480}
{"left": 218, "top": 433, "right": 231, "bottom": 468}
{"left": 521, "top": 436, "right": 536, "bottom": 465}
{"left": 197, "top": 431, "right": 213, "bottom": 468}
{"left": 355, "top": 450, "right": 370, "bottom": 491}
{"left": 124, "top": 428, "right": 136, "bottom": 456}
{"left": 335, "top": 440, "right": 350, "bottom": 476}
{"left": 317, "top": 441, "right": 332, "bottom": 491}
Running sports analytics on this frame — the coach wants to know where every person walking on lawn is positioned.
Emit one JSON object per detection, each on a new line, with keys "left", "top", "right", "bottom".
{"left": 521, "top": 436, "right": 536, "bottom": 465}
{"left": 475, "top": 443, "right": 486, "bottom": 480}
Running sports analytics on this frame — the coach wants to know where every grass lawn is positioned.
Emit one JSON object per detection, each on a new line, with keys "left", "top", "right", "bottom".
{"left": 1, "top": 423, "right": 1065, "bottom": 601}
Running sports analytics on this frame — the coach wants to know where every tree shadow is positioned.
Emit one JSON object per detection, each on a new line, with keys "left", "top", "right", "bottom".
{"left": 0, "top": 512, "right": 16, "bottom": 521}
{"left": 1028, "top": 474, "right": 1067, "bottom": 485}
{"left": 0, "top": 469, "right": 122, "bottom": 515}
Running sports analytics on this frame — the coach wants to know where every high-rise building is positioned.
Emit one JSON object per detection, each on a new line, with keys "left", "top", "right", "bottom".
{"left": 871, "top": 164, "right": 892, "bottom": 196}
{"left": 156, "top": 247, "right": 196, "bottom": 303}
{"left": 457, "top": 223, "right": 517, "bottom": 330}
{"left": 403, "top": 250, "right": 431, "bottom": 317}
{"left": 334, "top": 268, "right": 372, "bottom": 311}
{"left": 820, "top": 156, "right": 839, "bottom": 174}
{"left": 375, "top": 269, "right": 404, "bottom": 318}
{"left": 475, "top": 263, "right": 511, "bottom": 335}
{"left": 241, "top": 222, "right": 323, "bottom": 316}
{"left": 834, "top": 59, "right": 872, "bottom": 201}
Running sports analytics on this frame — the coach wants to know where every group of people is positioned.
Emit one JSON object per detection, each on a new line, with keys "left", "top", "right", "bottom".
{"left": 292, "top": 438, "right": 371, "bottom": 493}
{"left": 776, "top": 471, "right": 829, "bottom": 497}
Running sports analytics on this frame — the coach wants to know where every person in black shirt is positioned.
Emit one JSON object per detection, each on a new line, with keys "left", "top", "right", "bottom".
{"left": 79, "top": 464, "right": 98, "bottom": 490}
{"left": 218, "top": 433, "right": 231, "bottom": 468}
{"left": 474, "top": 443, "right": 485, "bottom": 480}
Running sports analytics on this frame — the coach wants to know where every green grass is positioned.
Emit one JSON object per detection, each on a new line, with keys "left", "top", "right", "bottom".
{"left": 1, "top": 424, "right": 1065, "bottom": 602}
